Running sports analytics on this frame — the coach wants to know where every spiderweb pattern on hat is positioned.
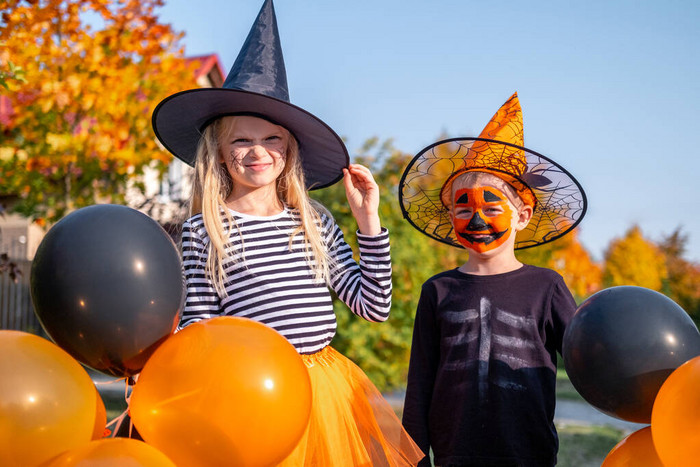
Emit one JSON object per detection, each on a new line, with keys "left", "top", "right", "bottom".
{"left": 399, "top": 95, "right": 586, "bottom": 250}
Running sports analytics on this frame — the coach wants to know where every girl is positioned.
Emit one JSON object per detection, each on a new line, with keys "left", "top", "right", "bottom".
{"left": 180, "top": 114, "right": 417, "bottom": 465}
{"left": 151, "top": 1, "right": 423, "bottom": 465}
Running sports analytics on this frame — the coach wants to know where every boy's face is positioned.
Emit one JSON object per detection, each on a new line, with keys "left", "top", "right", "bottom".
{"left": 450, "top": 185, "right": 517, "bottom": 253}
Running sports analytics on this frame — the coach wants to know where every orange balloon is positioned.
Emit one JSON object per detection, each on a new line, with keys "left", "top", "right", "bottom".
{"left": 0, "top": 330, "right": 97, "bottom": 467}
{"left": 130, "top": 317, "right": 312, "bottom": 467}
{"left": 45, "top": 438, "right": 175, "bottom": 466}
{"left": 651, "top": 355, "right": 700, "bottom": 466}
{"left": 92, "top": 389, "right": 107, "bottom": 440}
{"left": 601, "top": 426, "right": 663, "bottom": 466}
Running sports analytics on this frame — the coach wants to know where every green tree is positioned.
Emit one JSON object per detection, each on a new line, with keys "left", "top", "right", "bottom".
{"left": 603, "top": 225, "right": 668, "bottom": 290}
{"left": 313, "top": 138, "right": 467, "bottom": 391}
{"left": 659, "top": 228, "right": 700, "bottom": 321}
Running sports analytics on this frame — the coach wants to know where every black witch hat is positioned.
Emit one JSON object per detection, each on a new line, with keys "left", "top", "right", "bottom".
{"left": 152, "top": 0, "right": 349, "bottom": 190}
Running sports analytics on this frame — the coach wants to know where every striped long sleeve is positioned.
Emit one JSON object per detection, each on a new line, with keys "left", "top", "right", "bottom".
{"left": 180, "top": 207, "right": 392, "bottom": 354}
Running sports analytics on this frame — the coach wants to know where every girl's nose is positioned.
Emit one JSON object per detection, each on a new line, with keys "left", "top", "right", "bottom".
{"left": 249, "top": 143, "right": 268, "bottom": 158}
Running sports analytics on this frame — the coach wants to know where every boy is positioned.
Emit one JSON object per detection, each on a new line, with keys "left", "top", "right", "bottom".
{"left": 399, "top": 93, "right": 587, "bottom": 466}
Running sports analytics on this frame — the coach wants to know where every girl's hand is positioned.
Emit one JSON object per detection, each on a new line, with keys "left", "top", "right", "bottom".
{"left": 343, "top": 164, "right": 382, "bottom": 236}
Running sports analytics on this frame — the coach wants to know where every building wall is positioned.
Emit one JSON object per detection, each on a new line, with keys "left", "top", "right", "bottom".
{"left": 0, "top": 213, "right": 45, "bottom": 261}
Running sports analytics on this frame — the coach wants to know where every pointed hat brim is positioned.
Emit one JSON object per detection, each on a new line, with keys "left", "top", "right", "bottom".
{"left": 152, "top": 87, "right": 348, "bottom": 190}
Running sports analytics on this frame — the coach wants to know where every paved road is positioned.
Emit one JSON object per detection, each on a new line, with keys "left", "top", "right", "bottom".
{"left": 554, "top": 399, "right": 647, "bottom": 433}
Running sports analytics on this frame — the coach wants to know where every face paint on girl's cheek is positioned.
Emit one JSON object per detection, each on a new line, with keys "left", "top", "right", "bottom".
{"left": 451, "top": 186, "right": 514, "bottom": 252}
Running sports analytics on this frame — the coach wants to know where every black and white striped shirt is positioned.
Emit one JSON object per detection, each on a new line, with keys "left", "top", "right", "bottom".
{"left": 180, "top": 207, "right": 392, "bottom": 354}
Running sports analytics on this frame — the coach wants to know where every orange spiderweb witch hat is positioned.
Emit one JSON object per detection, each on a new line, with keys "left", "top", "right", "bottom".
{"left": 399, "top": 92, "right": 587, "bottom": 250}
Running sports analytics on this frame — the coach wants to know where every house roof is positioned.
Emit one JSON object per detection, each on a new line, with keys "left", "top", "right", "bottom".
{"left": 185, "top": 54, "right": 226, "bottom": 88}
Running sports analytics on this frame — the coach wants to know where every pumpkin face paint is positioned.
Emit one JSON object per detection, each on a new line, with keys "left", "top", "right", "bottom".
{"left": 451, "top": 186, "right": 514, "bottom": 252}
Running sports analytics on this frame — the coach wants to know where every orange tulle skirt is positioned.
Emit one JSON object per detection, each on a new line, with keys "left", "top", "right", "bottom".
{"left": 278, "top": 346, "right": 424, "bottom": 466}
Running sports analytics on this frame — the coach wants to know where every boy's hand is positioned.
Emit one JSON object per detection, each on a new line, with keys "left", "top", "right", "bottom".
{"left": 343, "top": 163, "right": 381, "bottom": 236}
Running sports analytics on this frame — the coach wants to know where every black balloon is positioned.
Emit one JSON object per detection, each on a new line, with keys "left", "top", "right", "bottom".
{"left": 563, "top": 286, "right": 700, "bottom": 423}
{"left": 30, "top": 204, "right": 184, "bottom": 377}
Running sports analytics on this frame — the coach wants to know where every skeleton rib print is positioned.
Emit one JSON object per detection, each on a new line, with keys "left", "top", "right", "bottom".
{"left": 442, "top": 297, "right": 550, "bottom": 394}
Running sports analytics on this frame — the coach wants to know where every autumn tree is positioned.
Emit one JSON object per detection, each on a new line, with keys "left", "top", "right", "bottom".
{"left": 0, "top": 0, "right": 194, "bottom": 224}
{"left": 603, "top": 225, "right": 668, "bottom": 290}
{"left": 0, "top": 45, "right": 25, "bottom": 90}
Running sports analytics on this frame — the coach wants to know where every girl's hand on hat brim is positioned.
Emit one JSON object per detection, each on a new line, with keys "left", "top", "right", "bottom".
{"left": 343, "top": 164, "right": 381, "bottom": 236}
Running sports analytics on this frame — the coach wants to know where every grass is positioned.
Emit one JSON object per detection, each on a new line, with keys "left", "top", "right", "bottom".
{"left": 556, "top": 367, "right": 585, "bottom": 402}
{"left": 555, "top": 367, "right": 626, "bottom": 465}
{"left": 557, "top": 424, "right": 624, "bottom": 467}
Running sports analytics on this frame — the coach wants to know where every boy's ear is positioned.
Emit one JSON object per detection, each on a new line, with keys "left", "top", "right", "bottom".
{"left": 515, "top": 205, "right": 534, "bottom": 231}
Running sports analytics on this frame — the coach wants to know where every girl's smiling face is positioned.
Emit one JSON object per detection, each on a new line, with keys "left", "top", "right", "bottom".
{"left": 451, "top": 185, "right": 516, "bottom": 253}
{"left": 219, "top": 116, "right": 289, "bottom": 194}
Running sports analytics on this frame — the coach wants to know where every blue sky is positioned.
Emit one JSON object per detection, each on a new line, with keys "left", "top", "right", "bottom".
{"left": 157, "top": 0, "right": 700, "bottom": 263}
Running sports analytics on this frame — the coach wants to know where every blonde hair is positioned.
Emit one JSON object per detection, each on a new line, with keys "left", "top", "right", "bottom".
{"left": 445, "top": 171, "right": 525, "bottom": 211}
{"left": 190, "top": 116, "right": 333, "bottom": 296}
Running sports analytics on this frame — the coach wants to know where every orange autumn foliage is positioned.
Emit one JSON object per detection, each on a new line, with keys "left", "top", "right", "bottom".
{"left": 547, "top": 230, "right": 602, "bottom": 300}
{"left": 0, "top": 0, "right": 196, "bottom": 222}
{"left": 516, "top": 228, "right": 601, "bottom": 302}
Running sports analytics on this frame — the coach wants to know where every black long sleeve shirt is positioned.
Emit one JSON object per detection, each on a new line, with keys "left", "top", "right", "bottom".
{"left": 402, "top": 265, "right": 576, "bottom": 467}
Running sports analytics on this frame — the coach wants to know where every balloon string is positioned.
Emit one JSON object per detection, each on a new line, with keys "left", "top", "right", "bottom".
{"left": 105, "top": 409, "right": 128, "bottom": 437}
{"left": 97, "top": 376, "right": 126, "bottom": 437}
{"left": 126, "top": 376, "right": 136, "bottom": 438}
{"left": 93, "top": 375, "right": 128, "bottom": 387}
{"left": 103, "top": 376, "right": 137, "bottom": 438}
